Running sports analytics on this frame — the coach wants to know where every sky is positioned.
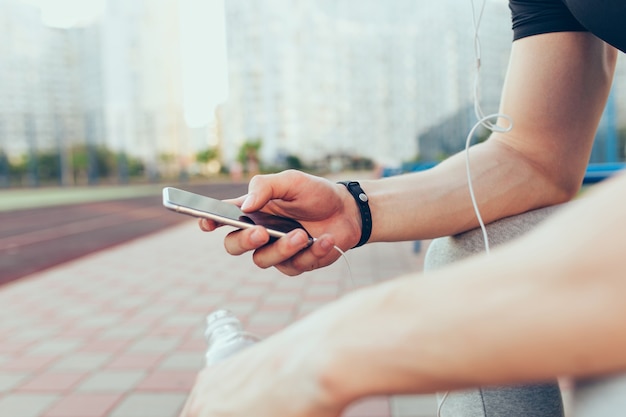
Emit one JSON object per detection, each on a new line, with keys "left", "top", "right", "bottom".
{"left": 19, "top": 0, "right": 106, "bottom": 28}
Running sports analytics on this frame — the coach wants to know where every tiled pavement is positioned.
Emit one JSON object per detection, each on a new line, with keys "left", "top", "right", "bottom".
{"left": 0, "top": 220, "right": 438, "bottom": 417}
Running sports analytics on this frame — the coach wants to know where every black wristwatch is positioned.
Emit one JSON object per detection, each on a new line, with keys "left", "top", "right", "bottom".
{"left": 338, "top": 181, "right": 372, "bottom": 248}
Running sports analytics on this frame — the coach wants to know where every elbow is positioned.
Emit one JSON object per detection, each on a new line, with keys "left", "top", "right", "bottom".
{"left": 491, "top": 133, "right": 588, "bottom": 206}
{"left": 535, "top": 162, "right": 586, "bottom": 206}
{"left": 558, "top": 177, "right": 584, "bottom": 202}
{"left": 549, "top": 183, "right": 580, "bottom": 207}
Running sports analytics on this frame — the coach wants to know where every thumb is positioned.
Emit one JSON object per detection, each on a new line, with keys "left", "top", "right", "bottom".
{"left": 241, "top": 192, "right": 261, "bottom": 212}
{"left": 241, "top": 171, "right": 300, "bottom": 212}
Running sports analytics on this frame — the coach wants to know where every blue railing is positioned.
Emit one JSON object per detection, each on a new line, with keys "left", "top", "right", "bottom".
{"left": 382, "top": 161, "right": 625, "bottom": 185}
{"left": 582, "top": 163, "right": 626, "bottom": 185}
{"left": 380, "top": 162, "right": 437, "bottom": 178}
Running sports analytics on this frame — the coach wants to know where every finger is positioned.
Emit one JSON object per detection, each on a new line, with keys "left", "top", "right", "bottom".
{"left": 228, "top": 194, "right": 247, "bottom": 207}
{"left": 198, "top": 195, "right": 248, "bottom": 232}
{"left": 199, "top": 218, "right": 221, "bottom": 232}
{"left": 224, "top": 226, "right": 270, "bottom": 256}
{"left": 251, "top": 229, "right": 320, "bottom": 271}
{"left": 241, "top": 171, "right": 302, "bottom": 212}
{"left": 274, "top": 235, "right": 338, "bottom": 276}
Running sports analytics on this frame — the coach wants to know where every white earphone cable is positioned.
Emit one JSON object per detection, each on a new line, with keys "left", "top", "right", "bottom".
{"left": 437, "top": 1, "right": 513, "bottom": 415}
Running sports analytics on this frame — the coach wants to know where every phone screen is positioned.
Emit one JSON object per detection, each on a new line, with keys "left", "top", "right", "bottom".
{"left": 164, "top": 186, "right": 245, "bottom": 220}
{"left": 162, "top": 187, "right": 311, "bottom": 241}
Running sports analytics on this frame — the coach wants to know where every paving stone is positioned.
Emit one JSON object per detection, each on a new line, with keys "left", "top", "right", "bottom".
{"left": 126, "top": 337, "right": 182, "bottom": 354}
{"left": 78, "top": 339, "right": 131, "bottom": 354}
{"left": 304, "top": 284, "right": 341, "bottom": 297}
{"left": 98, "top": 325, "right": 149, "bottom": 340}
{"left": 53, "top": 306, "right": 99, "bottom": 318}
{"left": 77, "top": 370, "right": 146, "bottom": 392}
{"left": 157, "top": 352, "right": 204, "bottom": 370}
{"left": 7, "top": 328, "right": 60, "bottom": 343}
{"left": 109, "top": 393, "right": 187, "bottom": 417}
{"left": 16, "top": 371, "right": 87, "bottom": 393}
{"left": 2, "top": 355, "right": 59, "bottom": 372}
{"left": 343, "top": 396, "right": 391, "bottom": 417}
{"left": 42, "top": 392, "right": 123, "bottom": 417}
{"left": 273, "top": 279, "right": 308, "bottom": 291}
{"left": 390, "top": 394, "right": 438, "bottom": 417}
{"left": 161, "top": 314, "right": 204, "bottom": 327}
{"left": 75, "top": 315, "right": 123, "bottom": 329}
{"left": 218, "top": 301, "right": 256, "bottom": 317}
{"left": 247, "top": 311, "right": 294, "bottom": 326}
{"left": 104, "top": 353, "right": 164, "bottom": 370}
{"left": 263, "top": 293, "right": 300, "bottom": 304}
{"left": 176, "top": 337, "right": 206, "bottom": 353}
{"left": 0, "top": 340, "right": 34, "bottom": 355}
{"left": 0, "top": 393, "right": 59, "bottom": 417}
{"left": 130, "top": 305, "right": 177, "bottom": 318}
{"left": 135, "top": 370, "right": 197, "bottom": 392}
{"left": 0, "top": 372, "right": 30, "bottom": 392}
{"left": 49, "top": 353, "right": 113, "bottom": 371}
{"left": 27, "top": 339, "right": 84, "bottom": 355}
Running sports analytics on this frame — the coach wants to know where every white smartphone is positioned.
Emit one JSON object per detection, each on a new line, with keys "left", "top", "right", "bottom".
{"left": 162, "top": 187, "right": 313, "bottom": 244}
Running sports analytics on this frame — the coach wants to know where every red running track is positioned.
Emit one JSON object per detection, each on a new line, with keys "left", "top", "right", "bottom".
{"left": 0, "top": 183, "right": 248, "bottom": 287}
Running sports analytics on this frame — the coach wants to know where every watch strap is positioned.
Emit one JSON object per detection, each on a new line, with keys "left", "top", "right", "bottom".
{"left": 338, "top": 181, "right": 372, "bottom": 248}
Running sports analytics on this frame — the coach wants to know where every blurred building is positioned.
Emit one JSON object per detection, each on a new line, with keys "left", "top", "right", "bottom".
{"left": 1, "top": 0, "right": 624, "bottom": 181}
{"left": 0, "top": 0, "right": 200, "bottom": 181}
{"left": 0, "top": 0, "right": 103, "bottom": 163}
{"left": 99, "top": 0, "right": 189, "bottom": 178}
{"left": 218, "top": 0, "right": 514, "bottom": 166}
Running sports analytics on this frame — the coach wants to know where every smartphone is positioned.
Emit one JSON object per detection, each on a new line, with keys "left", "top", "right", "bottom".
{"left": 162, "top": 187, "right": 313, "bottom": 244}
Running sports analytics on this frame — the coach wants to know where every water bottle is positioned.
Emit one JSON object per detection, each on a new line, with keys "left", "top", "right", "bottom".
{"left": 204, "top": 309, "right": 260, "bottom": 365}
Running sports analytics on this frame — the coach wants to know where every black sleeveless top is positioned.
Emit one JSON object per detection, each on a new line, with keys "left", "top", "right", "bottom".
{"left": 509, "top": 0, "right": 626, "bottom": 52}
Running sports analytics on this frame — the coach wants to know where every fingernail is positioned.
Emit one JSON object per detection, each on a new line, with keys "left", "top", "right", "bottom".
{"left": 319, "top": 237, "right": 333, "bottom": 251}
{"left": 289, "top": 231, "right": 308, "bottom": 247}
{"left": 241, "top": 194, "right": 255, "bottom": 211}
{"left": 250, "top": 228, "right": 265, "bottom": 245}
{"left": 199, "top": 219, "right": 209, "bottom": 231}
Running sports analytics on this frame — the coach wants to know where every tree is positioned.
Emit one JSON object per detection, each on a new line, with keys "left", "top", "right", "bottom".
{"left": 618, "top": 127, "right": 626, "bottom": 160}
{"left": 0, "top": 150, "right": 9, "bottom": 187}
{"left": 34, "top": 150, "right": 62, "bottom": 184}
{"left": 285, "top": 154, "right": 303, "bottom": 170}
{"left": 196, "top": 147, "right": 219, "bottom": 164}
{"left": 237, "top": 139, "right": 262, "bottom": 174}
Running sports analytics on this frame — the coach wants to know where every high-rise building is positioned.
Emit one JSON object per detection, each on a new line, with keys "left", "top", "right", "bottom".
{"left": 0, "top": 0, "right": 199, "bottom": 179}
{"left": 1, "top": 0, "right": 624, "bottom": 178}
{"left": 99, "top": 0, "right": 189, "bottom": 176}
{"left": 0, "top": 0, "right": 103, "bottom": 159}
{"left": 218, "top": 0, "right": 515, "bottom": 166}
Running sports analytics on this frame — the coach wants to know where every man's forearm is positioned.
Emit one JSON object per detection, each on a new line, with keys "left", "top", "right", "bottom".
{"left": 361, "top": 138, "right": 573, "bottom": 242}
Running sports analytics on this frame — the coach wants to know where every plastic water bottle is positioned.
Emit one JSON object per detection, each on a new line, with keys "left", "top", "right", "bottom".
{"left": 204, "top": 309, "right": 260, "bottom": 365}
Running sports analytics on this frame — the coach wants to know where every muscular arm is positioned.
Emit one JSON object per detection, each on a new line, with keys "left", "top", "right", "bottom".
{"left": 364, "top": 32, "right": 617, "bottom": 242}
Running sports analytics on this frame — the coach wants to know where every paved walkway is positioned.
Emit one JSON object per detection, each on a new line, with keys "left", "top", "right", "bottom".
{"left": 0, "top": 219, "right": 438, "bottom": 417}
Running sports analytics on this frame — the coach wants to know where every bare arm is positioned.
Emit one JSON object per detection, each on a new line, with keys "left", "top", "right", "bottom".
{"left": 364, "top": 32, "right": 617, "bottom": 242}
{"left": 200, "top": 32, "right": 616, "bottom": 275}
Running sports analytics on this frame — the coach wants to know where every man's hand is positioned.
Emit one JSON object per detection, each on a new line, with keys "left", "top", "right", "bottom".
{"left": 199, "top": 170, "right": 361, "bottom": 276}
{"left": 178, "top": 314, "right": 345, "bottom": 417}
